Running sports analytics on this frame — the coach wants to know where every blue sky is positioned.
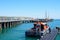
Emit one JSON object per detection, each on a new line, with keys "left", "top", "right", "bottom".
{"left": 0, "top": 0, "right": 60, "bottom": 19}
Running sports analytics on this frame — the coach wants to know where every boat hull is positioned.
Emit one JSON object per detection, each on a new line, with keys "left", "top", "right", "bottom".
{"left": 25, "top": 30, "right": 41, "bottom": 37}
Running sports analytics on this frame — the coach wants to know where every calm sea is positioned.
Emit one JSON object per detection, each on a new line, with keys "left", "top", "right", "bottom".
{"left": 0, "top": 19, "right": 60, "bottom": 40}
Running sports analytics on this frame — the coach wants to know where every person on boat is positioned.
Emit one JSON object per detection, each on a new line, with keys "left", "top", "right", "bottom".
{"left": 31, "top": 22, "right": 38, "bottom": 32}
{"left": 40, "top": 22, "right": 45, "bottom": 38}
{"left": 33, "top": 21, "right": 40, "bottom": 35}
{"left": 43, "top": 23, "right": 49, "bottom": 34}
{"left": 45, "top": 24, "right": 51, "bottom": 33}
{"left": 35, "top": 21, "right": 41, "bottom": 36}
{"left": 49, "top": 27, "right": 51, "bottom": 33}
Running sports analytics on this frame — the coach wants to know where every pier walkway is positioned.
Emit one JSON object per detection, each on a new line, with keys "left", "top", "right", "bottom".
{"left": 40, "top": 29, "right": 58, "bottom": 40}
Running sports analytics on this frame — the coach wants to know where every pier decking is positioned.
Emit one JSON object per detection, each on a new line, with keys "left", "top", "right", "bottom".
{"left": 40, "top": 29, "right": 58, "bottom": 40}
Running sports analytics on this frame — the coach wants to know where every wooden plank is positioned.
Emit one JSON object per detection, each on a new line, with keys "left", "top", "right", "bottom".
{"left": 40, "top": 29, "right": 58, "bottom": 40}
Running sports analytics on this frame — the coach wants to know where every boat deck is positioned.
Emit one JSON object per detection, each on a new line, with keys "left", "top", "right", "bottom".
{"left": 40, "top": 29, "right": 58, "bottom": 40}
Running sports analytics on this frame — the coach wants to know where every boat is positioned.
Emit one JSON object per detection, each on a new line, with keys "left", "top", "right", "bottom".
{"left": 25, "top": 22, "right": 51, "bottom": 37}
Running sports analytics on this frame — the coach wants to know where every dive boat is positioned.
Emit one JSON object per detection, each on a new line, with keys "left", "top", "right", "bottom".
{"left": 25, "top": 22, "right": 51, "bottom": 37}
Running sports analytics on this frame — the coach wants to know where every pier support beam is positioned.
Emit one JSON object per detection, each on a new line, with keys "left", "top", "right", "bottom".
{"left": 13, "top": 22, "right": 15, "bottom": 26}
{"left": 0, "top": 21, "right": 23, "bottom": 30}
{"left": 9, "top": 22, "right": 12, "bottom": 28}
{"left": 4, "top": 23, "right": 6, "bottom": 28}
{"left": 0, "top": 23, "right": 2, "bottom": 30}
{"left": 11, "top": 22, "right": 16, "bottom": 27}
{"left": 6, "top": 22, "right": 9, "bottom": 28}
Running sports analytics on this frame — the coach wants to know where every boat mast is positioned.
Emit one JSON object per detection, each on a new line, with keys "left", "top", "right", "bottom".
{"left": 45, "top": 11, "right": 49, "bottom": 19}
{"left": 45, "top": 11, "right": 47, "bottom": 19}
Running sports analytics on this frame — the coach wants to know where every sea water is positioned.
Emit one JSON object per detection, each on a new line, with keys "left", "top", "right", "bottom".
{"left": 0, "top": 19, "right": 60, "bottom": 40}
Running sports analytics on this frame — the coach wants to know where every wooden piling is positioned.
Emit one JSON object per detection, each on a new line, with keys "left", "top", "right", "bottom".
{"left": 0, "top": 23, "right": 2, "bottom": 30}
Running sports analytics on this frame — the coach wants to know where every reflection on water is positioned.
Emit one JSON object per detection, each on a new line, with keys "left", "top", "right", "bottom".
{"left": 25, "top": 37, "right": 40, "bottom": 40}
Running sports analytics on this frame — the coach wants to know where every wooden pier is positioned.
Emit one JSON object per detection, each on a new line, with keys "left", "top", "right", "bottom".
{"left": 40, "top": 29, "right": 58, "bottom": 40}
{"left": 0, "top": 17, "right": 33, "bottom": 30}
